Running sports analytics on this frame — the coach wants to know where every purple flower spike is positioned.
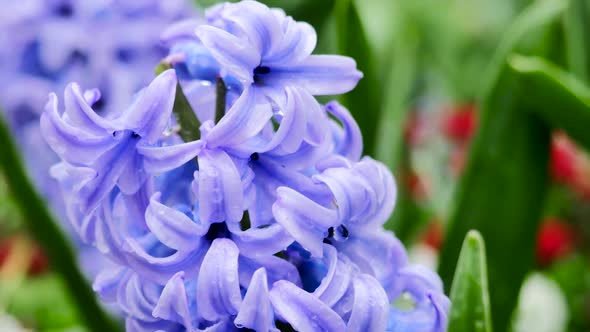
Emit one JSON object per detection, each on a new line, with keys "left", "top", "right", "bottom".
{"left": 41, "top": 1, "right": 450, "bottom": 331}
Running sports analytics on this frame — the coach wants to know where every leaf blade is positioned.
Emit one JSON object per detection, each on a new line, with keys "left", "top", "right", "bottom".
{"left": 448, "top": 230, "right": 493, "bottom": 332}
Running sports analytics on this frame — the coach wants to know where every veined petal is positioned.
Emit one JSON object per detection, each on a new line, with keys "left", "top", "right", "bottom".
{"left": 264, "top": 18, "right": 316, "bottom": 67}
{"left": 121, "top": 69, "right": 177, "bottom": 142}
{"left": 326, "top": 101, "right": 362, "bottom": 161}
{"left": 239, "top": 255, "right": 302, "bottom": 289}
{"left": 41, "top": 94, "right": 119, "bottom": 165}
{"left": 347, "top": 274, "right": 389, "bottom": 332}
{"left": 116, "top": 273, "right": 160, "bottom": 323}
{"left": 161, "top": 19, "right": 203, "bottom": 46}
{"left": 313, "top": 245, "right": 354, "bottom": 311}
{"left": 145, "top": 192, "right": 208, "bottom": 251}
{"left": 93, "top": 266, "right": 128, "bottom": 302}
{"left": 196, "top": 25, "right": 259, "bottom": 82}
{"left": 387, "top": 292, "right": 450, "bottom": 332}
{"left": 197, "top": 239, "right": 242, "bottom": 321}
{"left": 118, "top": 149, "right": 146, "bottom": 195}
{"left": 227, "top": 222, "right": 293, "bottom": 258}
{"left": 270, "top": 280, "right": 347, "bottom": 332}
{"left": 77, "top": 135, "right": 136, "bottom": 212}
{"left": 197, "top": 148, "right": 244, "bottom": 224}
{"left": 234, "top": 268, "right": 278, "bottom": 332}
{"left": 261, "top": 86, "right": 305, "bottom": 154}
{"left": 138, "top": 140, "right": 204, "bottom": 174}
{"left": 123, "top": 237, "right": 205, "bottom": 285}
{"left": 273, "top": 186, "right": 338, "bottom": 257}
{"left": 221, "top": 1, "right": 282, "bottom": 56}
{"left": 64, "top": 83, "right": 117, "bottom": 134}
{"left": 272, "top": 55, "right": 362, "bottom": 95}
{"left": 335, "top": 230, "right": 408, "bottom": 300}
{"left": 206, "top": 87, "right": 272, "bottom": 149}
{"left": 153, "top": 272, "right": 195, "bottom": 330}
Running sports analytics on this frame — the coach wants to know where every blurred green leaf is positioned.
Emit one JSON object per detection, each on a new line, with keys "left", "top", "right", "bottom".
{"left": 549, "top": 255, "right": 590, "bottom": 331}
{"left": 6, "top": 275, "right": 80, "bottom": 330}
{"left": 0, "top": 116, "right": 121, "bottom": 332}
{"left": 438, "top": 2, "right": 567, "bottom": 331}
{"left": 334, "top": 0, "right": 380, "bottom": 156}
{"left": 385, "top": 145, "right": 432, "bottom": 245}
{"left": 564, "top": 0, "right": 590, "bottom": 82}
{"left": 448, "top": 230, "right": 493, "bottom": 332}
{"left": 509, "top": 54, "right": 590, "bottom": 150}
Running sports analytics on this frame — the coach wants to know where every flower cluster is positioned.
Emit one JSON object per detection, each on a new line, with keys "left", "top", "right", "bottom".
{"left": 41, "top": 1, "right": 450, "bottom": 331}
{"left": 0, "top": 0, "right": 193, "bottom": 202}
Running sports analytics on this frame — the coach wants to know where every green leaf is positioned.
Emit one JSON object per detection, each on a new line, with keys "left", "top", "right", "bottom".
{"left": 509, "top": 54, "right": 590, "bottom": 150}
{"left": 0, "top": 116, "right": 121, "bottom": 332}
{"left": 6, "top": 275, "right": 80, "bottom": 330}
{"left": 564, "top": 0, "right": 590, "bottom": 82}
{"left": 438, "top": 2, "right": 567, "bottom": 331}
{"left": 334, "top": 0, "right": 380, "bottom": 156}
{"left": 448, "top": 230, "right": 493, "bottom": 332}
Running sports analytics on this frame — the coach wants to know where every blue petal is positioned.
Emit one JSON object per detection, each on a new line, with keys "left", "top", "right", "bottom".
{"left": 197, "top": 238, "right": 242, "bottom": 322}
{"left": 116, "top": 273, "right": 161, "bottom": 323}
{"left": 239, "top": 255, "right": 302, "bottom": 289}
{"left": 40, "top": 94, "right": 119, "bottom": 165}
{"left": 153, "top": 272, "right": 195, "bottom": 330}
{"left": 312, "top": 245, "right": 354, "bottom": 312}
{"left": 138, "top": 140, "right": 204, "bottom": 174}
{"left": 63, "top": 83, "right": 118, "bottom": 134}
{"left": 325, "top": 101, "right": 362, "bottom": 161}
{"left": 234, "top": 268, "right": 278, "bottom": 332}
{"left": 145, "top": 192, "right": 208, "bottom": 251}
{"left": 196, "top": 25, "right": 259, "bottom": 82}
{"left": 121, "top": 69, "right": 177, "bottom": 142}
{"left": 271, "top": 55, "right": 363, "bottom": 95}
{"left": 93, "top": 266, "right": 128, "bottom": 302}
{"left": 273, "top": 186, "right": 338, "bottom": 257}
{"left": 227, "top": 222, "right": 293, "bottom": 258}
{"left": 263, "top": 18, "right": 316, "bottom": 67}
{"left": 334, "top": 230, "right": 408, "bottom": 300}
{"left": 196, "top": 148, "right": 245, "bottom": 224}
{"left": 205, "top": 87, "right": 273, "bottom": 150}
{"left": 347, "top": 274, "right": 390, "bottom": 332}
{"left": 269, "top": 280, "right": 347, "bottom": 332}
{"left": 220, "top": 1, "right": 282, "bottom": 57}
{"left": 122, "top": 236, "right": 206, "bottom": 285}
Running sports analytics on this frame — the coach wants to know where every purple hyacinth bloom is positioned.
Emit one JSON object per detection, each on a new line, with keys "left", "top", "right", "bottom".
{"left": 0, "top": 0, "right": 195, "bottom": 280}
{"left": 40, "top": 1, "right": 450, "bottom": 331}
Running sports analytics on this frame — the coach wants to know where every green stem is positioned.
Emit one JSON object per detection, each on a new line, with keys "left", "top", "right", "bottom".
{"left": 0, "top": 117, "right": 121, "bottom": 332}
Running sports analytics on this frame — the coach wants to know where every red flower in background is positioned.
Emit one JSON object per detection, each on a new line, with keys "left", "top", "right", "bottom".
{"left": 422, "top": 221, "right": 444, "bottom": 251}
{"left": 441, "top": 104, "right": 477, "bottom": 145}
{"left": 537, "top": 218, "right": 576, "bottom": 266}
{"left": 404, "top": 111, "right": 429, "bottom": 146}
{"left": 0, "top": 236, "right": 49, "bottom": 277}
{"left": 551, "top": 133, "right": 578, "bottom": 184}
{"left": 550, "top": 132, "right": 590, "bottom": 199}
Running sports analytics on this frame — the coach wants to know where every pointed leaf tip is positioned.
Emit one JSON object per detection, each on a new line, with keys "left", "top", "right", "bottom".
{"left": 448, "top": 230, "right": 493, "bottom": 332}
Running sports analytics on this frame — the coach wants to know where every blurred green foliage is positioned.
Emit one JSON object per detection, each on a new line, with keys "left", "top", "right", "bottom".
{"left": 5, "top": 275, "right": 86, "bottom": 332}
{"left": 439, "top": 1, "right": 567, "bottom": 331}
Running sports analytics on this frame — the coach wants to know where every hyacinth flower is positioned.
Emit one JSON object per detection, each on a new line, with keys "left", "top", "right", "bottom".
{"left": 41, "top": 1, "right": 450, "bottom": 331}
{"left": 0, "top": 0, "right": 193, "bottom": 209}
